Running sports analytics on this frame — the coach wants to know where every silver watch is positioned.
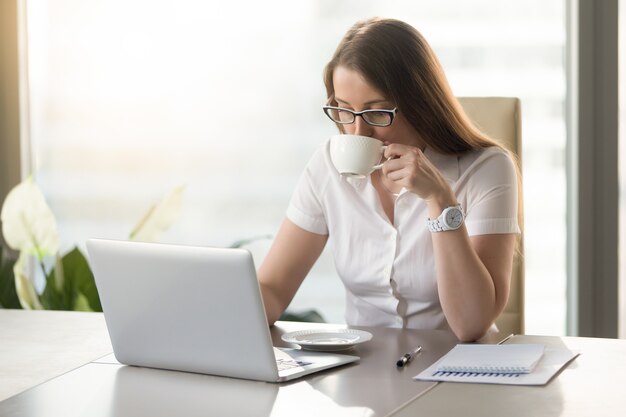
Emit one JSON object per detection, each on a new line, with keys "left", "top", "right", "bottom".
{"left": 427, "top": 204, "right": 464, "bottom": 232}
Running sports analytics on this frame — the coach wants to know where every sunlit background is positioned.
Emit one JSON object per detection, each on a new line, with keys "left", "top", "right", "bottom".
{"left": 24, "top": 0, "right": 567, "bottom": 334}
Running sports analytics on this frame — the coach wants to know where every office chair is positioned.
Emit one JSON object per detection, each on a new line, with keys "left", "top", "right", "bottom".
{"left": 457, "top": 97, "right": 524, "bottom": 335}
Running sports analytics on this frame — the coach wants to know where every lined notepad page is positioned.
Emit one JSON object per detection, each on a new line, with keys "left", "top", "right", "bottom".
{"left": 437, "top": 344, "right": 544, "bottom": 374}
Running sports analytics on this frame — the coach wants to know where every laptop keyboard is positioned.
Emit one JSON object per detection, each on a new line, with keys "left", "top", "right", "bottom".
{"left": 276, "top": 358, "right": 312, "bottom": 371}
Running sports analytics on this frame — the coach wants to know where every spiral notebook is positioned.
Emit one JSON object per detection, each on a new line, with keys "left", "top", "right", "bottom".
{"left": 414, "top": 343, "right": 579, "bottom": 385}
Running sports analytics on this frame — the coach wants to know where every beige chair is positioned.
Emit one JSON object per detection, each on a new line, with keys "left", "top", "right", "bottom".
{"left": 457, "top": 97, "right": 524, "bottom": 335}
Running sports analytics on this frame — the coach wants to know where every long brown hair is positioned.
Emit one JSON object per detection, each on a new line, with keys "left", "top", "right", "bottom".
{"left": 324, "top": 17, "right": 500, "bottom": 154}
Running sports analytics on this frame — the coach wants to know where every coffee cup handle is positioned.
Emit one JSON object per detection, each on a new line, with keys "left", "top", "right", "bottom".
{"left": 372, "top": 146, "right": 390, "bottom": 170}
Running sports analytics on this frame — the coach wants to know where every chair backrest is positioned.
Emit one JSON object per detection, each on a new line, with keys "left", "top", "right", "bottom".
{"left": 457, "top": 97, "right": 524, "bottom": 335}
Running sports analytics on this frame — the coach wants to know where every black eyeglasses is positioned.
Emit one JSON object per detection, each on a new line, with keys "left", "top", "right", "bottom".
{"left": 322, "top": 105, "right": 397, "bottom": 127}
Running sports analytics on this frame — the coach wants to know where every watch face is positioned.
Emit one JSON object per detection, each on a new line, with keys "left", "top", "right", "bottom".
{"left": 443, "top": 207, "right": 463, "bottom": 229}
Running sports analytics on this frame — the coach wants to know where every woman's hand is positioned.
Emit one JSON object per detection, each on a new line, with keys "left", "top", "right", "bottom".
{"left": 382, "top": 143, "right": 455, "bottom": 207}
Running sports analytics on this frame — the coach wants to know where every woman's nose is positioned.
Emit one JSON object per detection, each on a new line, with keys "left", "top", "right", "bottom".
{"left": 353, "top": 116, "right": 373, "bottom": 137}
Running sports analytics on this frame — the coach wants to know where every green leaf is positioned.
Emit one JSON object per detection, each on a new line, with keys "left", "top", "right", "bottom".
{"left": 54, "top": 253, "right": 64, "bottom": 292}
{"left": 43, "top": 247, "right": 102, "bottom": 312}
{"left": 40, "top": 256, "right": 69, "bottom": 310}
{"left": 63, "top": 248, "right": 101, "bottom": 312}
{"left": 40, "top": 275, "right": 67, "bottom": 310}
{"left": 73, "top": 291, "right": 92, "bottom": 312}
{"left": 0, "top": 245, "right": 21, "bottom": 308}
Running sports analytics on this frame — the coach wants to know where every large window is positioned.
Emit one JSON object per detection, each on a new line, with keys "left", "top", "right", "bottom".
{"left": 24, "top": 0, "right": 566, "bottom": 333}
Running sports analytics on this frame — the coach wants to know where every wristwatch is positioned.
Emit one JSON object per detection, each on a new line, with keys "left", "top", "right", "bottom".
{"left": 427, "top": 204, "right": 464, "bottom": 232}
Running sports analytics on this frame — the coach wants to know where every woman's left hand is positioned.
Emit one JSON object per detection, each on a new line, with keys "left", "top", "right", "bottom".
{"left": 382, "top": 143, "right": 454, "bottom": 205}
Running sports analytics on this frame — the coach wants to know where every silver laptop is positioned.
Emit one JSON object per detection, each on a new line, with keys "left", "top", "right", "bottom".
{"left": 86, "top": 238, "right": 359, "bottom": 382}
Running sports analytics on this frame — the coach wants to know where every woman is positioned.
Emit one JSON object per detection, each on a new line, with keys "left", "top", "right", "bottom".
{"left": 258, "top": 17, "right": 520, "bottom": 342}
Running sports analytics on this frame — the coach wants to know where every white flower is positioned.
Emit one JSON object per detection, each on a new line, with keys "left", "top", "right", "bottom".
{"left": 129, "top": 186, "right": 185, "bottom": 242}
{"left": 13, "top": 252, "right": 43, "bottom": 310}
{"left": 1, "top": 178, "right": 59, "bottom": 260}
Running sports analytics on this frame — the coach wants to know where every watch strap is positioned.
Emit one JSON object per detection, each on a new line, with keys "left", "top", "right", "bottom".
{"left": 427, "top": 217, "right": 447, "bottom": 232}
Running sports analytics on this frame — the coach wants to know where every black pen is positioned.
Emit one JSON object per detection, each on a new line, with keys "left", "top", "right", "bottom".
{"left": 396, "top": 345, "right": 422, "bottom": 368}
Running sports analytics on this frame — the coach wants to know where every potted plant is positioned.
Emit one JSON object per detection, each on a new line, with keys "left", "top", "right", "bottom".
{"left": 0, "top": 178, "right": 184, "bottom": 311}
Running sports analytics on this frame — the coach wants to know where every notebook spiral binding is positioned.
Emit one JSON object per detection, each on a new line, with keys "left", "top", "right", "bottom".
{"left": 433, "top": 371, "right": 522, "bottom": 378}
{"left": 437, "top": 365, "right": 530, "bottom": 374}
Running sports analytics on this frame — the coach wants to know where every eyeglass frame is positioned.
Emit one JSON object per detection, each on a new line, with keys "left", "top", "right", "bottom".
{"left": 322, "top": 105, "right": 398, "bottom": 127}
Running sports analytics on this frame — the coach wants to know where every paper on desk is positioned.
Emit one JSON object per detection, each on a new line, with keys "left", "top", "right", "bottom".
{"left": 414, "top": 347, "right": 579, "bottom": 385}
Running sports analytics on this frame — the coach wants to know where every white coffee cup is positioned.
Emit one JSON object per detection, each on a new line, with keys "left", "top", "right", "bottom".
{"left": 330, "top": 134, "right": 387, "bottom": 178}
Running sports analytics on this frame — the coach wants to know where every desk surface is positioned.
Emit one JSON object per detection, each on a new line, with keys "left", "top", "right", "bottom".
{"left": 0, "top": 309, "right": 113, "bottom": 401}
{"left": 1, "top": 310, "right": 625, "bottom": 416}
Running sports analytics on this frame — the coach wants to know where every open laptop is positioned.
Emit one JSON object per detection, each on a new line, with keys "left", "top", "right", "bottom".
{"left": 86, "top": 238, "right": 359, "bottom": 382}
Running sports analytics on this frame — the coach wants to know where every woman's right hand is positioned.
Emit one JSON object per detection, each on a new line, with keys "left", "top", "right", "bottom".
{"left": 382, "top": 143, "right": 458, "bottom": 211}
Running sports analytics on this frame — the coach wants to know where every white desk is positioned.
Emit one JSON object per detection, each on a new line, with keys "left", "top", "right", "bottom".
{"left": 2, "top": 310, "right": 625, "bottom": 416}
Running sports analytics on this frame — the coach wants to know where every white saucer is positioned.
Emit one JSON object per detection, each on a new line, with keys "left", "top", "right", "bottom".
{"left": 281, "top": 329, "right": 373, "bottom": 352}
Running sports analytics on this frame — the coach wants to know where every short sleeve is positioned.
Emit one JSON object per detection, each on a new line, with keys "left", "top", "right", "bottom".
{"left": 464, "top": 149, "right": 521, "bottom": 236}
{"left": 285, "top": 146, "right": 329, "bottom": 235}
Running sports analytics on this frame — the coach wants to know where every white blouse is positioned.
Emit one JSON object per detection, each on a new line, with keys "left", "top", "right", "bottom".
{"left": 286, "top": 140, "right": 520, "bottom": 331}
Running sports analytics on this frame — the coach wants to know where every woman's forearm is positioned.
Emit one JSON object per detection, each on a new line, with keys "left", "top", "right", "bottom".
{"left": 431, "top": 227, "right": 500, "bottom": 341}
